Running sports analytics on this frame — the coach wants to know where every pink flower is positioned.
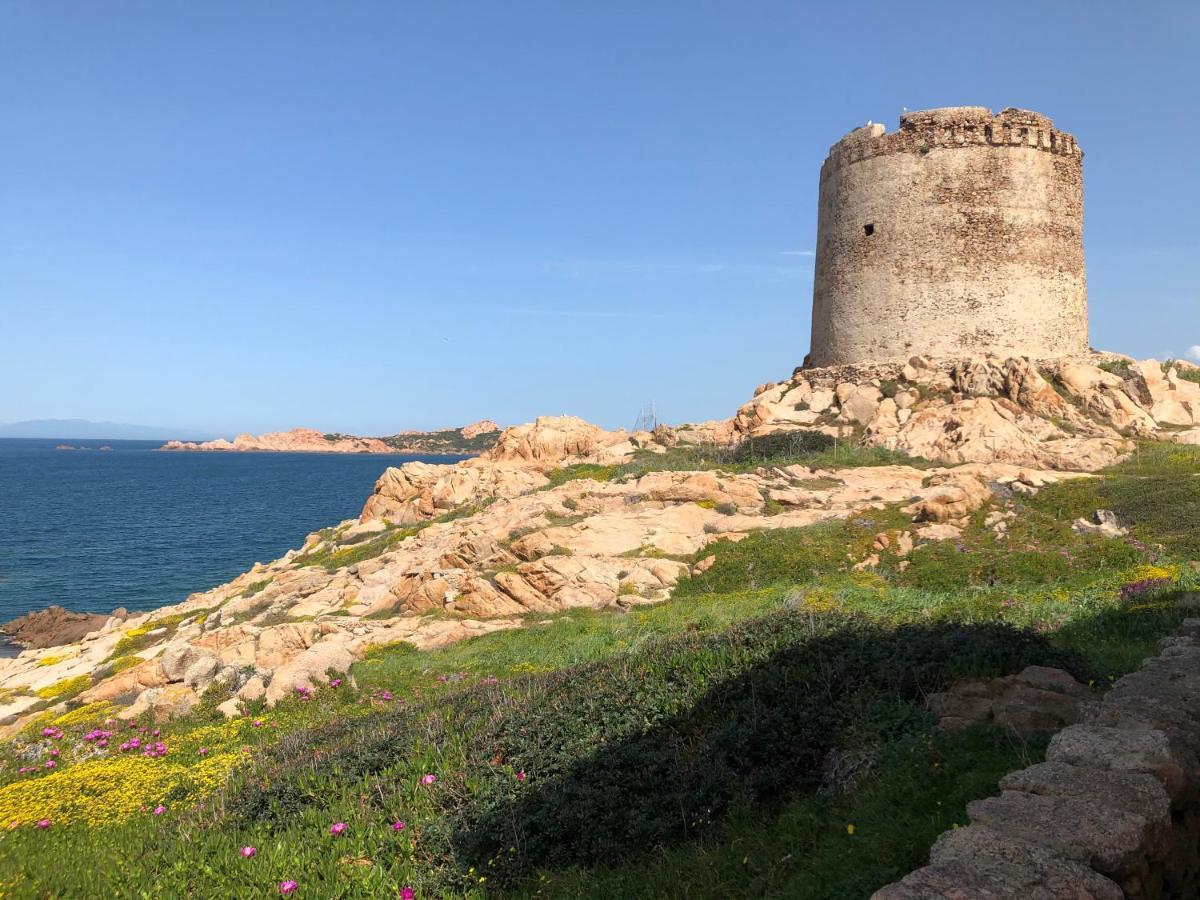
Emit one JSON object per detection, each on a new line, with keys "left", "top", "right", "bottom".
{"left": 48, "top": 748, "right": 59, "bottom": 757}
{"left": 329, "top": 678, "right": 342, "bottom": 688}
{"left": 516, "top": 770, "right": 526, "bottom": 782}
{"left": 420, "top": 774, "right": 437, "bottom": 786}
{"left": 330, "top": 822, "right": 348, "bottom": 836}
{"left": 44, "top": 761, "right": 55, "bottom": 769}
{"left": 240, "top": 846, "right": 257, "bottom": 858}
{"left": 391, "top": 820, "right": 406, "bottom": 832}
{"left": 35, "top": 819, "right": 51, "bottom": 829}
{"left": 198, "top": 747, "right": 209, "bottom": 755}
{"left": 253, "top": 720, "right": 264, "bottom": 727}
{"left": 152, "top": 729, "right": 160, "bottom": 737}
{"left": 280, "top": 881, "right": 298, "bottom": 895}
{"left": 400, "top": 888, "right": 415, "bottom": 900}
{"left": 153, "top": 805, "right": 166, "bottom": 816}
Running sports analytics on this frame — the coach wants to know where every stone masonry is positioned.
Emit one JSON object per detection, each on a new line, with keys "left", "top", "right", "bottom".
{"left": 810, "top": 107, "right": 1088, "bottom": 366}
{"left": 873, "top": 619, "right": 1200, "bottom": 899}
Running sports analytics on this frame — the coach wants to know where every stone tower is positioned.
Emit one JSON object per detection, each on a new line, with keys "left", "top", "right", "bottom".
{"left": 809, "top": 106, "right": 1087, "bottom": 367}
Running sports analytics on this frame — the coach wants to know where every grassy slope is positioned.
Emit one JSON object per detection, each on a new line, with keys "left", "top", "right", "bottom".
{"left": 0, "top": 443, "right": 1196, "bottom": 898}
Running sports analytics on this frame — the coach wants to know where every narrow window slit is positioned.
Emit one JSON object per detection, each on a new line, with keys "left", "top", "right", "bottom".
{"left": 863, "top": 223, "right": 875, "bottom": 236}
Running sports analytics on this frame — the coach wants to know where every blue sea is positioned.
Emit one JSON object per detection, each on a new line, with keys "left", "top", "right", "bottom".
{"left": 0, "top": 439, "right": 462, "bottom": 629}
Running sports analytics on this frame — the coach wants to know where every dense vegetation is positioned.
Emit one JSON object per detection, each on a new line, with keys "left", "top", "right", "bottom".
{"left": 0, "top": 443, "right": 1196, "bottom": 898}
{"left": 380, "top": 429, "right": 500, "bottom": 455}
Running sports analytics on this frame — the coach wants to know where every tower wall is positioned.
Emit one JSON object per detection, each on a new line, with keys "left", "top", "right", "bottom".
{"left": 809, "top": 107, "right": 1087, "bottom": 367}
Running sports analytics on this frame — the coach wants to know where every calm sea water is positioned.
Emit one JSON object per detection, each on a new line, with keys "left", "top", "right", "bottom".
{"left": 0, "top": 439, "right": 462, "bottom": 627}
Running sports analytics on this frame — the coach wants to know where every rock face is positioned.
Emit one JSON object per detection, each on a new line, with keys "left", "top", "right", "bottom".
{"left": 873, "top": 621, "right": 1200, "bottom": 899}
{"left": 460, "top": 419, "right": 501, "bottom": 439}
{"left": 0, "top": 605, "right": 121, "bottom": 650}
{"left": 735, "top": 354, "right": 1200, "bottom": 471}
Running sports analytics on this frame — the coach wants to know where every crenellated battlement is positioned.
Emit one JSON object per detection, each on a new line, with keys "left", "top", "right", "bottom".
{"left": 822, "top": 106, "right": 1081, "bottom": 179}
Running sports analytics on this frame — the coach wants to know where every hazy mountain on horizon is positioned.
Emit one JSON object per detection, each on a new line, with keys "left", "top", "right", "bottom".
{"left": 0, "top": 419, "right": 213, "bottom": 441}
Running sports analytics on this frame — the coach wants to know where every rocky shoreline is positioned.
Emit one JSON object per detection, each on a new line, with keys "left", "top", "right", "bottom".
{"left": 1, "top": 353, "right": 1197, "bottom": 733}
{"left": 0, "top": 605, "right": 127, "bottom": 651}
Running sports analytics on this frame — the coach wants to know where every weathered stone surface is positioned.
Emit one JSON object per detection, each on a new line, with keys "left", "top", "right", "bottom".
{"left": 182, "top": 655, "right": 221, "bottom": 691}
{"left": 1047, "top": 725, "right": 1199, "bottom": 803}
{"left": 161, "top": 643, "right": 217, "bottom": 682}
{"left": 999, "top": 762, "right": 1170, "bottom": 823}
{"left": 967, "top": 790, "right": 1151, "bottom": 876}
{"left": 810, "top": 107, "right": 1086, "bottom": 367}
{"left": 872, "top": 825, "right": 1123, "bottom": 899}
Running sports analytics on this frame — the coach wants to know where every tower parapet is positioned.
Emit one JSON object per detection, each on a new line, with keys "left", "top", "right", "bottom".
{"left": 809, "top": 107, "right": 1087, "bottom": 366}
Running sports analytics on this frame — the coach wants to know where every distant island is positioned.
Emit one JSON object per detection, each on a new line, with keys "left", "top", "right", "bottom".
{"left": 159, "top": 421, "right": 502, "bottom": 455}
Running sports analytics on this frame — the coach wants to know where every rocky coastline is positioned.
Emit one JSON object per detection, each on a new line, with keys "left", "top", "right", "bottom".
{"left": 0, "top": 605, "right": 127, "bottom": 651}
{"left": 2, "top": 352, "right": 1197, "bottom": 733}
{"left": 159, "top": 420, "right": 501, "bottom": 456}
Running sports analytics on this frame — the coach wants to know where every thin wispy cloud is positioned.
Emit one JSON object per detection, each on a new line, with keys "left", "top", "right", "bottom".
{"left": 779, "top": 250, "right": 815, "bottom": 257}
{"left": 1188, "top": 345, "right": 1200, "bottom": 361}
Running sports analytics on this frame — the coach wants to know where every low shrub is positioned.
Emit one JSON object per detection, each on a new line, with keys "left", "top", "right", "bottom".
{"left": 213, "top": 609, "right": 1081, "bottom": 894}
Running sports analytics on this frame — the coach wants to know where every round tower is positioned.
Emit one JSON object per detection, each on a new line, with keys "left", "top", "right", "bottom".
{"left": 809, "top": 106, "right": 1087, "bottom": 367}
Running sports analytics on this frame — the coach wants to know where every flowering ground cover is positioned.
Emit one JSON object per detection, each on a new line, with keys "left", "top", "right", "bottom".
{"left": 0, "top": 443, "right": 1196, "bottom": 898}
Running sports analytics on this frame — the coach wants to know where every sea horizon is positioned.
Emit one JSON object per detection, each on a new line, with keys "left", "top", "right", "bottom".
{"left": 0, "top": 438, "right": 464, "bottom": 632}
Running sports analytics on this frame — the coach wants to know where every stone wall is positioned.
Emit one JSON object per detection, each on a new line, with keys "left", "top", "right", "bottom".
{"left": 810, "top": 107, "right": 1088, "bottom": 367}
{"left": 873, "top": 619, "right": 1200, "bottom": 899}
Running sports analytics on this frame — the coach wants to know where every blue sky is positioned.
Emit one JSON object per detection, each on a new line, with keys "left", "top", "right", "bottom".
{"left": 2, "top": 2, "right": 1197, "bottom": 436}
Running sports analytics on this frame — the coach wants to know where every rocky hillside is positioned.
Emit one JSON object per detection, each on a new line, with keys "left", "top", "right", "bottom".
{"left": 159, "top": 420, "right": 502, "bottom": 455}
{"left": 2, "top": 353, "right": 1197, "bottom": 735}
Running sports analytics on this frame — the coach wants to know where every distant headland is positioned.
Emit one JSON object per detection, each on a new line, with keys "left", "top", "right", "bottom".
{"left": 159, "top": 421, "right": 502, "bottom": 456}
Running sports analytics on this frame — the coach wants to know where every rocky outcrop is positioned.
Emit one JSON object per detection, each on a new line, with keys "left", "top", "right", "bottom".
{"left": 0, "top": 605, "right": 123, "bottom": 650}
{"left": 161, "top": 423, "right": 504, "bottom": 455}
{"left": 874, "top": 621, "right": 1200, "bottom": 899}
{"left": 162, "top": 428, "right": 394, "bottom": 454}
{"left": 460, "top": 419, "right": 501, "bottom": 439}
{"left": 484, "top": 415, "right": 641, "bottom": 466}
{"left": 735, "top": 354, "right": 1200, "bottom": 471}
{"left": 359, "top": 415, "right": 667, "bottom": 525}
{"left": 359, "top": 459, "right": 551, "bottom": 524}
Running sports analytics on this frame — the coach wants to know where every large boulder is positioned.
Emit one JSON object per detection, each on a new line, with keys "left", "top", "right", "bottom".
{"left": 161, "top": 642, "right": 218, "bottom": 683}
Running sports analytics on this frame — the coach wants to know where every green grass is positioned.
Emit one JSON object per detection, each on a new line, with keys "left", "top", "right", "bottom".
{"left": 292, "top": 524, "right": 425, "bottom": 571}
{"left": 1, "top": 441, "right": 1197, "bottom": 898}
{"left": 520, "top": 726, "right": 1047, "bottom": 899}
{"left": 541, "top": 434, "right": 930, "bottom": 490}
{"left": 238, "top": 578, "right": 272, "bottom": 598}
{"left": 1097, "top": 358, "right": 1134, "bottom": 380}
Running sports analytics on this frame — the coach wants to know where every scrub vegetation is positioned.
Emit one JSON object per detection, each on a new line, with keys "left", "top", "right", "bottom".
{"left": 0, "top": 443, "right": 1197, "bottom": 898}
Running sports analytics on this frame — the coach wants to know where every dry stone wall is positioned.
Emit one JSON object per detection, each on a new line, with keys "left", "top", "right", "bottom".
{"left": 810, "top": 107, "right": 1087, "bottom": 366}
{"left": 874, "top": 618, "right": 1200, "bottom": 899}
